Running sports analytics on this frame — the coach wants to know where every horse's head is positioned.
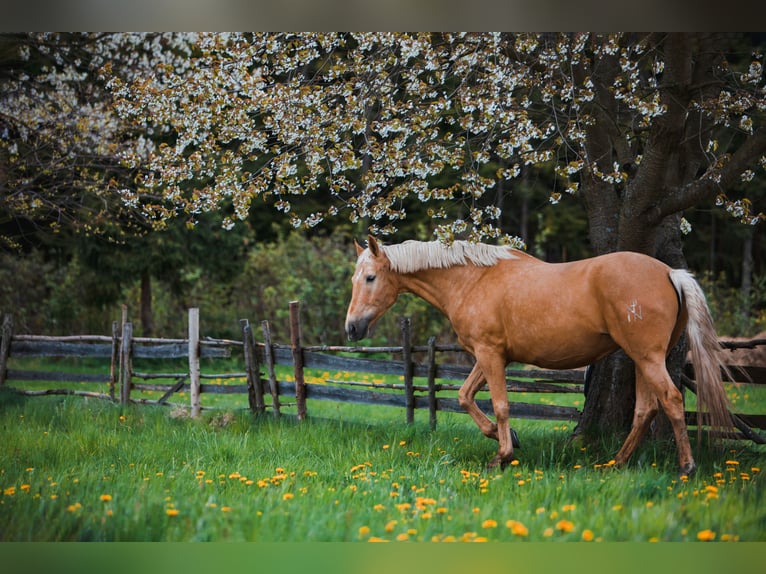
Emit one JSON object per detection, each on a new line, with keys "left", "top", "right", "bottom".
{"left": 345, "top": 235, "right": 400, "bottom": 342}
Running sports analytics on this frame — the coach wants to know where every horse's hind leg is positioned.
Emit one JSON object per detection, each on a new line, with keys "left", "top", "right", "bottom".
{"left": 614, "top": 370, "right": 659, "bottom": 466}
{"left": 631, "top": 358, "right": 696, "bottom": 476}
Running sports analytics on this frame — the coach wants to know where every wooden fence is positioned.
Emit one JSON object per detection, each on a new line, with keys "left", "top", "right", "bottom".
{"left": 0, "top": 305, "right": 764, "bottom": 442}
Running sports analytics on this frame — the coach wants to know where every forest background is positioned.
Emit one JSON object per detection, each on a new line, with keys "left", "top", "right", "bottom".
{"left": 0, "top": 33, "right": 764, "bottom": 349}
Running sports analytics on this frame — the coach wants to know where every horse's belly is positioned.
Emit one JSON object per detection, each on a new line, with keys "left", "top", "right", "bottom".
{"left": 510, "top": 333, "right": 617, "bottom": 369}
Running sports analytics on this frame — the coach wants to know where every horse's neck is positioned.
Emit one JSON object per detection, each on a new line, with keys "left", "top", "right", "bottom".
{"left": 397, "top": 266, "right": 483, "bottom": 318}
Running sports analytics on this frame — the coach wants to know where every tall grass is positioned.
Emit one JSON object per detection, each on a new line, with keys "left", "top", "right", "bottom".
{"left": 1, "top": 386, "right": 764, "bottom": 542}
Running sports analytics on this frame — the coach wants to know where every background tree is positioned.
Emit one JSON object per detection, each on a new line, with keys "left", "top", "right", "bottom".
{"left": 0, "top": 33, "right": 141, "bottom": 250}
{"left": 0, "top": 33, "right": 249, "bottom": 335}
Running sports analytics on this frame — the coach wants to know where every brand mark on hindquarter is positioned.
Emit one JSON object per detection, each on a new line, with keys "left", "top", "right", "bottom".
{"left": 627, "top": 299, "right": 643, "bottom": 323}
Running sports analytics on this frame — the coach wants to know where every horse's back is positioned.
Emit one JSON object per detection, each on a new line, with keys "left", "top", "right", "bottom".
{"left": 479, "top": 250, "right": 679, "bottom": 367}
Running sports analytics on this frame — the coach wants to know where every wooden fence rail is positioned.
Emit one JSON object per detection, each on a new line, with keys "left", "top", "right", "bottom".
{"left": 0, "top": 307, "right": 764, "bottom": 442}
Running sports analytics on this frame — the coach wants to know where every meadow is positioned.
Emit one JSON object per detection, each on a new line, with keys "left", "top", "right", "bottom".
{"left": 1, "top": 357, "right": 764, "bottom": 544}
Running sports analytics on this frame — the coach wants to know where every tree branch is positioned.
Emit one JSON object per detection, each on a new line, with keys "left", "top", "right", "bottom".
{"left": 646, "top": 126, "right": 766, "bottom": 225}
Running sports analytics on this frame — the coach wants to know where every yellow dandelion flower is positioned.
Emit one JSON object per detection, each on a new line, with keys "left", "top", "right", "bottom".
{"left": 20, "top": 484, "right": 30, "bottom": 492}
{"left": 283, "top": 492, "right": 294, "bottom": 501}
{"left": 582, "top": 529, "right": 594, "bottom": 542}
{"left": 697, "top": 529, "right": 716, "bottom": 541}
{"left": 4, "top": 486, "right": 16, "bottom": 496}
{"left": 543, "top": 527, "right": 554, "bottom": 537}
{"left": 367, "top": 537, "right": 389, "bottom": 543}
{"left": 556, "top": 520, "right": 575, "bottom": 533}
{"left": 506, "top": 520, "right": 529, "bottom": 537}
{"left": 373, "top": 504, "right": 385, "bottom": 511}
{"left": 562, "top": 504, "right": 576, "bottom": 512}
{"left": 100, "top": 494, "right": 112, "bottom": 502}
{"left": 358, "top": 526, "right": 371, "bottom": 537}
{"left": 482, "top": 519, "right": 498, "bottom": 529}
{"left": 221, "top": 506, "right": 232, "bottom": 513}
{"left": 166, "top": 509, "right": 180, "bottom": 517}
{"left": 385, "top": 520, "right": 398, "bottom": 533}
{"left": 396, "top": 533, "right": 409, "bottom": 541}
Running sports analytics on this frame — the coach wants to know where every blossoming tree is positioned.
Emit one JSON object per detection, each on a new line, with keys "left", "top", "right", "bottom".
{"left": 105, "top": 32, "right": 765, "bottom": 434}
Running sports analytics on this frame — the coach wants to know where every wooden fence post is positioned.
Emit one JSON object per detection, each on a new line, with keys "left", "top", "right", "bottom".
{"left": 0, "top": 314, "right": 13, "bottom": 388}
{"left": 400, "top": 316, "right": 414, "bottom": 424}
{"left": 261, "top": 320, "right": 281, "bottom": 418}
{"left": 289, "top": 301, "right": 307, "bottom": 421}
{"left": 240, "top": 319, "right": 265, "bottom": 414}
{"left": 188, "top": 308, "right": 201, "bottom": 418}
{"left": 119, "top": 321, "right": 133, "bottom": 405}
{"left": 427, "top": 335, "right": 438, "bottom": 430}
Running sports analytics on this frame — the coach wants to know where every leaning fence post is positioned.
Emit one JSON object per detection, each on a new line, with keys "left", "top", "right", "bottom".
{"left": 240, "top": 318, "right": 265, "bottom": 414}
{"left": 188, "top": 308, "right": 201, "bottom": 418}
{"left": 119, "top": 321, "right": 133, "bottom": 405}
{"left": 261, "top": 320, "right": 281, "bottom": 418}
{"left": 427, "top": 336, "right": 438, "bottom": 430}
{"left": 289, "top": 301, "right": 308, "bottom": 421}
{"left": 400, "top": 316, "right": 414, "bottom": 424}
{"left": 0, "top": 314, "right": 13, "bottom": 388}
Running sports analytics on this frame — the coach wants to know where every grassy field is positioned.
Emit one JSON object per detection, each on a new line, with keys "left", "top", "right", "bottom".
{"left": 1, "top": 355, "right": 765, "bottom": 543}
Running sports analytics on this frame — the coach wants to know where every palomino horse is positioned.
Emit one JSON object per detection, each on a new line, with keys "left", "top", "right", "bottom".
{"left": 345, "top": 236, "right": 732, "bottom": 475}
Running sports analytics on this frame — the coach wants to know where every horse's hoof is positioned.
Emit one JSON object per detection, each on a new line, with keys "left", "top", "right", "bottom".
{"left": 679, "top": 462, "right": 697, "bottom": 478}
{"left": 511, "top": 428, "right": 521, "bottom": 449}
{"left": 486, "top": 456, "right": 516, "bottom": 472}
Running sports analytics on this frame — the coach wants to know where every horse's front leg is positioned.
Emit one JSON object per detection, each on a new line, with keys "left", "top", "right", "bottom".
{"left": 476, "top": 351, "right": 516, "bottom": 470}
{"left": 458, "top": 364, "right": 498, "bottom": 439}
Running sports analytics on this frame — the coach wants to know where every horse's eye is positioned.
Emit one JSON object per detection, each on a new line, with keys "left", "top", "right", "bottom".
{"left": 365, "top": 275, "right": 376, "bottom": 283}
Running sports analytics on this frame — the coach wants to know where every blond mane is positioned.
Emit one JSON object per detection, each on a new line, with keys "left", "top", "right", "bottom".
{"left": 380, "top": 240, "right": 518, "bottom": 274}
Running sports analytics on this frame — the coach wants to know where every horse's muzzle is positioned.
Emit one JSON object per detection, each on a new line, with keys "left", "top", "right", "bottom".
{"left": 345, "top": 318, "right": 370, "bottom": 342}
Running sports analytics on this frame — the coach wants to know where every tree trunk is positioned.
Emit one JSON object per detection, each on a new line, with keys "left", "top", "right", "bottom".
{"left": 741, "top": 227, "right": 754, "bottom": 326}
{"left": 140, "top": 269, "right": 154, "bottom": 337}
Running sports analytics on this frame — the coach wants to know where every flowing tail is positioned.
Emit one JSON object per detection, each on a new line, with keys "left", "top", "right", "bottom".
{"left": 669, "top": 269, "right": 733, "bottom": 440}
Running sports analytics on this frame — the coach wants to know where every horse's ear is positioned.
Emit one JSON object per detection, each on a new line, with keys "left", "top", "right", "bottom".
{"left": 367, "top": 235, "right": 381, "bottom": 257}
{"left": 354, "top": 238, "right": 364, "bottom": 256}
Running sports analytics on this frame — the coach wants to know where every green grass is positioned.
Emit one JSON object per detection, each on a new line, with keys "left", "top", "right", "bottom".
{"left": 1, "top": 372, "right": 764, "bottom": 541}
